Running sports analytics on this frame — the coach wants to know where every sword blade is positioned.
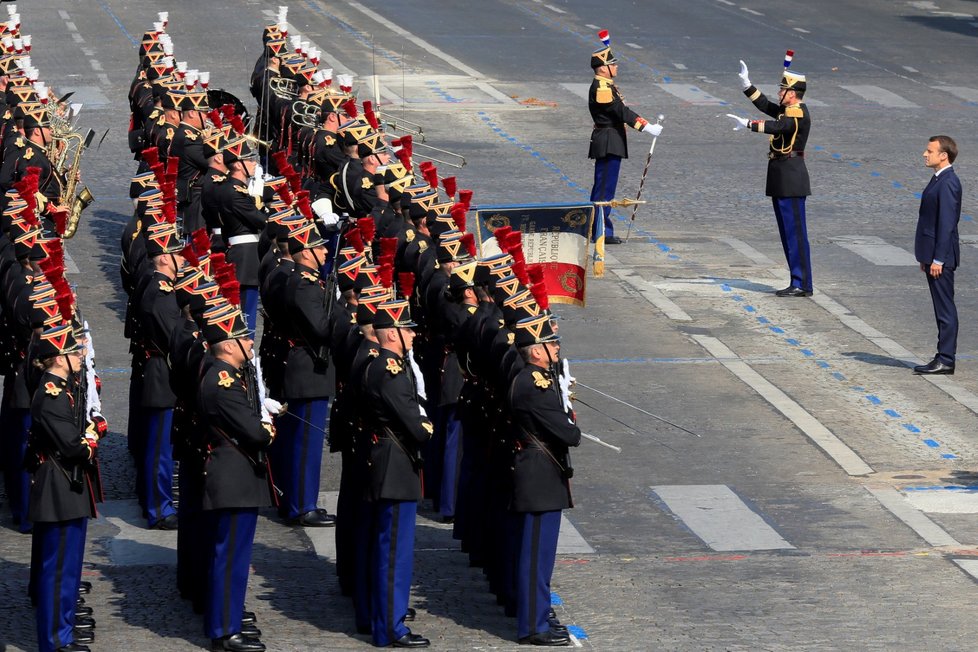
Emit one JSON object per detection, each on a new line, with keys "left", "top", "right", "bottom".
{"left": 575, "top": 381, "right": 701, "bottom": 437}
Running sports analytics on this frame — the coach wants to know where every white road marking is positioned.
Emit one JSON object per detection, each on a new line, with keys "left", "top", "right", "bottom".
{"left": 741, "top": 7, "right": 764, "bottom": 15}
{"left": 345, "top": 1, "right": 486, "bottom": 79}
{"left": 671, "top": 62, "right": 687, "bottom": 69}
{"left": 560, "top": 82, "right": 590, "bottom": 100}
{"left": 652, "top": 485, "right": 794, "bottom": 551}
{"left": 99, "top": 499, "right": 177, "bottom": 566}
{"left": 953, "top": 559, "right": 978, "bottom": 582}
{"left": 544, "top": 3, "right": 566, "bottom": 13}
{"left": 72, "top": 33, "right": 84, "bottom": 43}
{"left": 932, "top": 85, "right": 978, "bottom": 103}
{"left": 903, "top": 489, "right": 978, "bottom": 514}
{"left": 90, "top": 60, "right": 103, "bottom": 72}
{"left": 908, "top": 0, "right": 939, "bottom": 9}
{"left": 692, "top": 335, "right": 875, "bottom": 476}
{"left": 585, "top": 23, "right": 600, "bottom": 29}
{"left": 625, "top": 42, "right": 643, "bottom": 49}
{"left": 865, "top": 486, "right": 960, "bottom": 547}
{"left": 716, "top": 0, "right": 735, "bottom": 5}
{"left": 829, "top": 235, "right": 918, "bottom": 266}
{"left": 58, "top": 10, "right": 71, "bottom": 20}
{"left": 839, "top": 85, "right": 920, "bottom": 108}
{"left": 793, "top": 27, "right": 811, "bottom": 33}
{"left": 842, "top": 45, "right": 862, "bottom": 52}
{"left": 654, "top": 82, "right": 726, "bottom": 105}
{"left": 65, "top": 21, "right": 78, "bottom": 32}
{"left": 903, "top": 66, "right": 919, "bottom": 73}
{"left": 97, "top": 73, "right": 111, "bottom": 86}
{"left": 63, "top": 251, "right": 80, "bottom": 274}
{"left": 611, "top": 267, "right": 693, "bottom": 322}
{"left": 558, "top": 514, "right": 595, "bottom": 554}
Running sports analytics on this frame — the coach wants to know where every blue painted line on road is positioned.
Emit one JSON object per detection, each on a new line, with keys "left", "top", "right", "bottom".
{"left": 870, "top": 171, "right": 882, "bottom": 177}
{"left": 721, "top": 284, "right": 732, "bottom": 292}
{"left": 884, "top": 409, "right": 901, "bottom": 418}
{"left": 903, "top": 424, "right": 921, "bottom": 433}
{"left": 865, "top": 395, "right": 882, "bottom": 405}
{"left": 768, "top": 326, "right": 785, "bottom": 334}
{"left": 303, "top": 0, "right": 408, "bottom": 71}
{"left": 923, "top": 439, "right": 940, "bottom": 448}
{"left": 757, "top": 316, "right": 770, "bottom": 324}
{"left": 744, "top": 305, "right": 756, "bottom": 312}
{"left": 851, "top": 386, "right": 866, "bottom": 392}
{"left": 816, "top": 360, "right": 830, "bottom": 368}
{"left": 784, "top": 338, "right": 799, "bottom": 346}
{"left": 832, "top": 372, "right": 846, "bottom": 381}
{"left": 567, "top": 625, "right": 589, "bottom": 640}
{"left": 800, "top": 349, "right": 815, "bottom": 357}
{"left": 732, "top": 295, "right": 743, "bottom": 302}
{"left": 943, "top": 453, "right": 958, "bottom": 459}
{"left": 96, "top": 0, "right": 138, "bottom": 46}
{"left": 903, "top": 485, "right": 977, "bottom": 492}
{"left": 98, "top": 368, "right": 130, "bottom": 374}
{"left": 550, "top": 592, "right": 563, "bottom": 606}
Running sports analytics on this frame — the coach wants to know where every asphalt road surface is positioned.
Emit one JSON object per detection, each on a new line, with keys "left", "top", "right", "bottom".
{"left": 3, "top": 0, "right": 978, "bottom": 649}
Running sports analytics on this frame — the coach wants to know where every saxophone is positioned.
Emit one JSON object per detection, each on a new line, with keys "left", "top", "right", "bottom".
{"left": 60, "top": 129, "right": 95, "bottom": 239}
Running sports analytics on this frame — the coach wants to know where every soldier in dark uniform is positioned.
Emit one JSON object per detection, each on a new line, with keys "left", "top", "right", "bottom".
{"left": 0, "top": 103, "right": 68, "bottom": 221}
{"left": 276, "top": 219, "right": 335, "bottom": 527}
{"left": 587, "top": 31, "right": 662, "bottom": 245}
{"left": 199, "top": 127, "right": 230, "bottom": 253}
{"left": 730, "top": 61, "right": 812, "bottom": 296}
{"left": 169, "top": 88, "right": 211, "bottom": 235}
{"left": 362, "top": 299, "right": 432, "bottom": 648}
{"left": 136, "top": 222, "right": 185, "bottom": 529}
{"left": 216, "top": 136, "right": 266, "bottom": 335}
{"left": 196, "top": 301, "right": 275, "bottom": 652}
{"left": 28, "top": 320, "right": 101, "bottom": 652}
{"left": 508, "top": 314, "right": 580, "bottom": 646}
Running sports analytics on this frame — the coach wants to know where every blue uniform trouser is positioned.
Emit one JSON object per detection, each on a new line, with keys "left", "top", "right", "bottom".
{"left": 241, "top": 285, "right": 259, "bottom": 338}
{"left": 590, "top": 155, "right": 622, "bottom": 239}
{"left": 143, "top": 407, "right": 177, "bottom": 527}
{"left": 352, "top": 493, "right": 373, "bottom": 631}
{"left": 439, "top": 407, "right": 462, "bottom": 518}
{"left": 276, "top": 398, "right": 328, "bottom": 519}
{"left": 2, "top": 405, "right": 32, "bottom": 532}
{"left": 371, "top": 499, "right": 417, "bottom": 646}
{"left": 204, "top": 508, "right": 258, "bottom": 639}
{"left": 772, "top": 197, "right": 813, "bottom": 292}
{"left": 516, "top": 511, "right": 561, "bottom": 639}
{"left": 33, "top": 518, "right": 87, "bottom": 652}
{"left": 177, "top": 468, "right": 205, "bottom": 607}
{"left": 927, "top": 266, "right": 958, "bottom": 365}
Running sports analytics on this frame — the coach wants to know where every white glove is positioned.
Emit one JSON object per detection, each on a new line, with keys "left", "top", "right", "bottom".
{"left": 725, "top": 114, "right": 749, "bottom": 131}
{"left": 312, "top": 197, "right": 341, "bottom": 229}
{"left": 248, "top": 174, "right": 264, "bottom": 198}
{"left": 263, "top": 398, "right": 285, "bottom": 415}
{"left": 738, "top": 59, "right": 751, "bottom": 90}
{"left": 642, "top": 122, "right": 663, "bottom": 137}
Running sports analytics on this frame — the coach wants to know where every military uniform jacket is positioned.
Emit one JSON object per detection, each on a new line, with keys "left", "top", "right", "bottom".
{"left": 138, "top": 270, "right": 180, "bottom": 408}
{"left": 363, "top": 348, "right": 434, "bottom": 502}
{"left": 282, "top": 262, "right": 332, "bottom": 400}
{"left": 169, "top": 122, "right": 209, "bottom": 204}
{"left": 0, "top": 137, "right": 63, "bottom": 213}
{"left": 744, "top": 86, "right": 811, "bottom": 197}
{"left": 28, "top": 372, "right": 97, "bottom": 523}
{"left": 508, "top": 364, "right": 581, "bottom": 512}
{"left": 218, "top": 176, "right": 267, "bottom": 286}
{"left": 258, "top": 258, "right": 293, "bottom": 400}
{"left": 331, "top": 158, "right": 382, "bottom": 218}
{"left": 198, "top": 357, "right": 275, "bottom": 511}
{"left": 199, "top": 167, "right": 228, "bottom": 245}
{"left": 588, "top": 74, "right": 645, "bottom": 160}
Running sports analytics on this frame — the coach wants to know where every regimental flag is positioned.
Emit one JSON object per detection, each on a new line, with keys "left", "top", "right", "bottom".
{"left": 475, "top": 203, "right": 595, "bottom": 307}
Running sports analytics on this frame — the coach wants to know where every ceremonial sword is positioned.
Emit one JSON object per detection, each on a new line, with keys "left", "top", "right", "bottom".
{"left": 574, "top": 381, "right": 701, "bottom": 438}
{"left": 624, "top": 114, "right": 665, "bottom": 243}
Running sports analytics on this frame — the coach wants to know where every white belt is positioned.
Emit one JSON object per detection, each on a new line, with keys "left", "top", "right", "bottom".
{"left": 211, "top": 228, "right": 222, "bottom": 235}
{"left": 227, "top": 234, "right": 260, "bottom": 245}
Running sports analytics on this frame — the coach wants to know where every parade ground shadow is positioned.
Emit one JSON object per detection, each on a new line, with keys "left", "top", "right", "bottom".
{"left": 840, "top": 351, "right": 911, "bottom": 369}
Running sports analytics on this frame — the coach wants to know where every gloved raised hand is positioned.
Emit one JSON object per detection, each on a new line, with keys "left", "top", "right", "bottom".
{"left": 725, "top": 114, "right": 749, "bottom": 131}
{"left": 738, "top": 59, "right": 751, "bottom": 90}
{"left": 642, "top": 122, "right": 663, "bottom": 137}
{"left": 263, "top": 397, "right": 285, "bottom": 415}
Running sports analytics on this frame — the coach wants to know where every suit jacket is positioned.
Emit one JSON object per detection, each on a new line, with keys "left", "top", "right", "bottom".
{"left": 915, "top": 167, "right": 962, "bottom": 269}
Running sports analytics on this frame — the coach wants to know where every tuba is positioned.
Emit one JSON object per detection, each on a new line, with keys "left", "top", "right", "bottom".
{"left": 60, "top": 129, "right": 95, "bottom": 239}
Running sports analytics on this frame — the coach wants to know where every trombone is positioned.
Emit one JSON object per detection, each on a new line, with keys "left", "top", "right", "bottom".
{"left": 379, "top": 110, "right": 466, "bottom": 169}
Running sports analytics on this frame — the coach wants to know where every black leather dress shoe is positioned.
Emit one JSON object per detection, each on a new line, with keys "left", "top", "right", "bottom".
{"left": 605, "top": 235, "right": 623, "bottom": 245}
{"left": 74, "top": 616, "right": 96, "bottom": 630}
{"left": 73, "top": 627, "right": 95, "bottom": 644}
{"left": 153, "top": 514, "right": 179, "bottom": 530}
{"left": 914, "top": 359, "right": 955, "bottom": 375}
{"left": 240, "top": 623, "right": 262, "bottom": 638}
{"left": 56, "top": 643, "right": 90, "bottom": 652}
{"left": 75, "top": 605, "right": 93, "bottom": 617}
{"left": 211, "top": 633, "right": 266, "bottom": 651}
{"left": 78, "top": 581, "right": 92, "bottom": 594}
{"left": 775, "top": 286, "right": 812, "bottom": 297}
{"left": 393, "top": 632, "right": 430, "bottom": 648}
{"left": 519, "top": 629, "right": 571, "bottom": 646}
{"left": 404, "top": 607, "right": 416, "bottom": 621}
{"left": 293, "top": 509, "right": 336, "bottom": 527}
{"left": 241, "top": 610, "right": 257, "bottom": 625}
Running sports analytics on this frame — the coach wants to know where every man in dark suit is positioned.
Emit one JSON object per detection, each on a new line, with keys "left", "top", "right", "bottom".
{"left": 914, "top": 135, "right": 962, "bottom": 375}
